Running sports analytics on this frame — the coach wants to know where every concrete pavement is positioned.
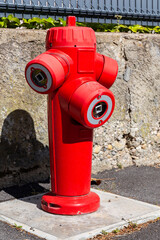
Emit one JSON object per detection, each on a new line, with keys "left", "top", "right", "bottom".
{"left": 0, "top": 166, "right": 160, "bottom": 240}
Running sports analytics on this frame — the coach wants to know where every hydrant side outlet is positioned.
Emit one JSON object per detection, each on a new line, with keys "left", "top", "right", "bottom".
{"left": 25, "top": 16, "right": 118, "bottom": 215}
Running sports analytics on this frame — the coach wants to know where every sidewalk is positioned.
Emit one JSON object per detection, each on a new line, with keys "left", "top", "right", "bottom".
{"left": 0, "top": 165, "right": 160, "bottom": 240}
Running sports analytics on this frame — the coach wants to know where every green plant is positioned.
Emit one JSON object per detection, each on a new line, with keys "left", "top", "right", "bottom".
{"left": 112, "top": 228, "right": 120, "bottom": 233}
{"left": 101, "top": 229, "right": 108, "bottom": 235}
{"left": 21, "top": 17, "right": 61, "bottom": 29}
{"left": 0, "top": 15, "right": 20, "bottom": 28}
{"left": 153, "top": 26, "right": 160, "bottom": 33}
{"left": 128, "top": 25, "right": 151, "bottom": 33}
{"left": 0, "top": 14, "right": 160, "bottom": 34}
{"left": 129, "top": 221, "right": 137, "bottom": 228}
{"left": 117, "top": 163, "right": 123, "bottom": 169}
{"left": 115, "top": 15, "right": 122, "bottom": 25}
{"left": 58, "top": 18, "right": 66, "bottom": 26}
{"left": 13, "top": 223, "right": 22, "bottom": 229}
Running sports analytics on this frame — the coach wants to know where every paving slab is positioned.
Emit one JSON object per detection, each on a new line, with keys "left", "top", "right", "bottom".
{"left": 0, "top": 189, "right": 160, "bottom": 240}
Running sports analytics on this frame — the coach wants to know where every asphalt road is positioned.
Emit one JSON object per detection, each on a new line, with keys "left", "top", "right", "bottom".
{"left": 92, "top": 165, "right": 160, "bottom": 205}
{"left": 0, "top": 220, "right": 45, "bottom": 240}
{"left": 0, "top": 165, "right": 160, "bottom": 240}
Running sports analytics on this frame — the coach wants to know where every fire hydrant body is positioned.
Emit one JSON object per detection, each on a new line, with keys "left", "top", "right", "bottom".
{"left": 25, "top": 16, "right": 118, "bottom": 215}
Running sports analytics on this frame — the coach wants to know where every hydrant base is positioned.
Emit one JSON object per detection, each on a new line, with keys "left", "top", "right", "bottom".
{"left": 41, "top": 191, "right": 100, "bottom": 215}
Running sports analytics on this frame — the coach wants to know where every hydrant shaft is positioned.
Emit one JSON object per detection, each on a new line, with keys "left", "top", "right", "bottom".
{"left": 48, "top": 91, "right": 93, "bottom": 196}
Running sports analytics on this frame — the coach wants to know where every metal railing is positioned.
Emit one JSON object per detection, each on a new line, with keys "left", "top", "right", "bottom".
{"left": 0, "top": 0, "right": 160, "bottom": 26}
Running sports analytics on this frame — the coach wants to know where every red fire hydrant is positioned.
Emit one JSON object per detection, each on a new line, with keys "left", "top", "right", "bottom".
{"left": 25, "top": 16, "right": 118, "bottom": 215}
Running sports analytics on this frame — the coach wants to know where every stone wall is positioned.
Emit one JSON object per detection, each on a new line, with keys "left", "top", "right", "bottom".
{"left": 93, "top": 33, "right": 160, "bottom": 172}
{"left": 0, "top": 29, "right": 49, "bottom": 188}
{"left": 0, "top": 29, "right": 160, "bottom": 187}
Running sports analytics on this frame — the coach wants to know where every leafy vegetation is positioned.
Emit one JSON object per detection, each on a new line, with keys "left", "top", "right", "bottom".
{"left": 101, "top": 229, "right": 108, "bottom": 235}
{"left": 117, "top": 163, "right": 123, "bottom": 169}
{"left": 13, "top": 223, "right": 22, "bottom": 229}
{"left": 0, "top": 14, "right": 160, "bottom": 33}
{"left": 112, "top": 228, "right": 120, "bottom": 233}
{"left": 128, "top": 222, "right": 138, "bottom": 228}
{"left": 0, "top": 15, "right": 20, "bottom": 28}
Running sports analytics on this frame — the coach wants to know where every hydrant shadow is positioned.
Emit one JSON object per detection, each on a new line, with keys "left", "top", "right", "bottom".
{"left": 1, "top": 182, "right": 49, "bottom": 211}
{"left": 0, "top": 109, "right": 50, "bottom": 190}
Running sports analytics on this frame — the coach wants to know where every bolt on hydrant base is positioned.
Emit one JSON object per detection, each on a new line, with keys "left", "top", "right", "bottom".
{"left": 25, "top": 16, "right": 118, "bottom": 215}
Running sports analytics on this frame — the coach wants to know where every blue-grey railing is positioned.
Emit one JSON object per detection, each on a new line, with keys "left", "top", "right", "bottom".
{"left": 0, "top": 0, "right": 160, "bottom": 26}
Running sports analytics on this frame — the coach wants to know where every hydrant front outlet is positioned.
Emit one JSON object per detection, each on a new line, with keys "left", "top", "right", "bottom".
{"left": 25, "top": 16, "right": 118, "bottom": 215}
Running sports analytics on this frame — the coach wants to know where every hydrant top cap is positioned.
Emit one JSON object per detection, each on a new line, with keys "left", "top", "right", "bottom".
{"left": 46, "top": 16, "right": 96, "bottom": 49}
